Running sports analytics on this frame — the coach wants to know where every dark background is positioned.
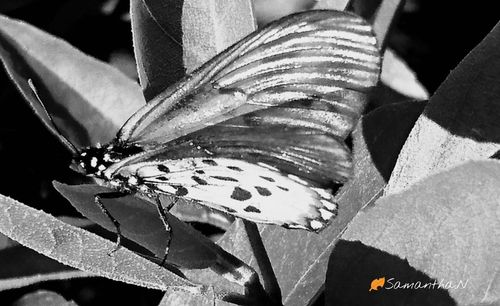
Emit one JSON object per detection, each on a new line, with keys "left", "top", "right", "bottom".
{"left": 0, "top": 0, "right": 498, "bottom": 305}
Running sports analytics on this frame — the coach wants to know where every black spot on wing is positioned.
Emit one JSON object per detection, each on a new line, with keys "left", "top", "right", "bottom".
{"left": 175, "top": 186, "right": 188, "bottom": 196}
{"left": 192, "top": 176, "right": 208, "bottom": 185}
{"left": 255, "top": 186, "right": 271, "bottom": 196}
{"left": 231, "top": 187, "right": 252, "bottom": 201}
{"left": 224, "top": 207, "right": 237, "bottom": 213}
{"left": 196, "top": 170, "right": 205, "bottom": 174}
{"left": 156, "top": 176, "right": 169, "bottom": 181}
{"left": 157, "top": 165, "right": 170, "bottom": 173}
{"left": 211, "top": 176, "right": 238, "bottom": 182}
{"left": 227, "top": 166, "right": 243, "bottom": 171}
{"left": 278, "top": 186, "right": 289, "bottom": 191}
{"left": 260, "top": 176, "right": 275, "bottom": 182}
{"left": 244, "top": 205, "right": 261, "bottom": 213}
{"left": 202, "top": 159, "right": 218, "bottom": 166}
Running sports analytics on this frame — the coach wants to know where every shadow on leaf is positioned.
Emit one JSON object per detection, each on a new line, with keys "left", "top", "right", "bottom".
{"left": 325, "top": 240, "right": 456, "bottom": 306}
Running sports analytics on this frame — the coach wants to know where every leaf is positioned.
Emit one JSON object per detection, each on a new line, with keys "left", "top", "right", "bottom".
{"left": 0, "top": 0, "right": 40, "bottom": 12}
{"left": 182, "top": 0, "right": 255, "bottom": 72}
{"left": 339, "top": 160, "right": 500, "bottom": 305}
{"left": 160, "top": 287, "right": 219, "bottom": 306}
{"left": 13, "top": 290, "right": 78, "bottom": 306}
{"left": 252, "top": 0, "right": 315, "bottom": 25}
{"left": 0, "top": 193, "right": 202, "bottom": 292}
{"left": 380, "top": 49, "right": 429, "bottom": 100}
{"left": 0, "top": 14, "right": 144, "bottom": 149}
{"left": 131, "top": 0, "right": 185, "bottom": 100}
{"left": 0, "top": 220, "right": 131, "bottom": 291}
{"left": 325, "top": 241, "right": 456, "bottom": 305}
{"left": 313, "top": 0, "right": 350, "bottom": 10}
{"left": 350, "top": 0, "right": 405, "bottom": 49}
{"left": 53, "top": 182, "right": 221, "bottom": 269}
{"left": 53, "top": 182, "right": 265, "bottom": 301}
{"left": 385, "top": 19, "right": 500, "bottom": 195}
{"left": 0, "top": 244, "right": 90, "bottom": 291}
{"left": 216, "top": 100, "right": 425, "bottom": 305}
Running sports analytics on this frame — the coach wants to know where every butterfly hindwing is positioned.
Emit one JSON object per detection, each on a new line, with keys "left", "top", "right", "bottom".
{"left": 117, "top": 126, "right": 352, "bottom": 186}
{"left": 118, "top": 158, "right": 338, "bottom": 232}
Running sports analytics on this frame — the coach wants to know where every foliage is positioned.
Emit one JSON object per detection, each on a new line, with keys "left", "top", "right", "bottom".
{"left": 0, "top": 0, "right": 499, "bottom": 305}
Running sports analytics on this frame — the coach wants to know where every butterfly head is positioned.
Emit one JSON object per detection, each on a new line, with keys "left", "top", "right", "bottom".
{"left": 70, "top": 143, "right": 143, "bottom": 177}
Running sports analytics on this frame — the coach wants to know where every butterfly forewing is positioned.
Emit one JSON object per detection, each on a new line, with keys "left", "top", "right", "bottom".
{"left": 116, "top": 10, "right": 379, "bottom": 147}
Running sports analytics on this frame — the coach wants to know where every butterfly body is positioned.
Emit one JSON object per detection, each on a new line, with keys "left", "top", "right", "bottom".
{"left": 70, "top": 10, "right": 381, "bottom": 233}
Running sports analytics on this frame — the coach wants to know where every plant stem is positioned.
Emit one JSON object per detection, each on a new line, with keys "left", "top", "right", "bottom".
{"left": 243, "top": 220, "right": 282, "bottom": 305}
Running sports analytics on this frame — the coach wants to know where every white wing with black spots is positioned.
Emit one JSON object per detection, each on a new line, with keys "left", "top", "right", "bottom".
{"left": 117, "top": 158, "right": 337, "bottom": 232}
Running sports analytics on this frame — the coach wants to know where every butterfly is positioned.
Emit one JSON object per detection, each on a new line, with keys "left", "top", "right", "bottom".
{"left": 65, "top": 10, "right": 380, "bottom": 251}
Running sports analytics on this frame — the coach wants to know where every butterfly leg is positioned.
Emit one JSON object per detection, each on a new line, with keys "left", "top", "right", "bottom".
{"left": 94, "top": 192, "right": 128, "bottom": 255}
{"left": 154, "top": 197, "right": 179, "bottom": 266}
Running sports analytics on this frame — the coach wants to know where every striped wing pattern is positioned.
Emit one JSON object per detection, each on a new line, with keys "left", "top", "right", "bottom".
{"left": 100, "top": 10, "right": 380, "bottom": 231}
{"left": 116, "top": 10, "right": 380, "bottom": 147}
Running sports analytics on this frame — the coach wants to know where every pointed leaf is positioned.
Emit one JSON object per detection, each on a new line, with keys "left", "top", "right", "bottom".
{"left": 313, "top": 0, "right": 350, "bottom": 10}
{"left": 381, "top": 49, "right": 429, "bottom": 100}
{"left": 386, "top": 20, "right": 500, "bottom": 195}
{"left": 182, "top": 0, "right": 255, "bottom": 72}
{"left": 0, "top": 14, "right": 144, "bottom": 148}
{"left": 0, "top": 193, "right": 201, "bottom": 291}
{"left": 0, "top": 244, "right": 90, "bottom": 291}
{"left": 131, "top": 0, "right": 185, "bottom": 99}
{"left": 13, "top": 290, "right": 78, "bottom": 306}
{"left": 340, "top": 160, "right": 500, "bottom": 305}
{"left": 53, "top": 182, "right": 220, "bottom": 269}
{"left": 54, "top": 182, "right": 262, "bottom": 300}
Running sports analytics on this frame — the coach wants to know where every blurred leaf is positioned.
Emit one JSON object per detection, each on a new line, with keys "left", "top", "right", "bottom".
{"left": 0, "top": 233, "right": 12, "bottom": 250}
{"left": 340, "top": 160, "right": 500, "bottom": 305}
{"left": 348, "top": 0, "right": 381, "bottom": 18}
{"left": 313, "top": 0, "right": 350, "bottom": 10}
{"left": 253, "top": 0, "right": 315, "bottom": 25}
{"left": 13, "top": 290, "right": 78, "bottom": 306}
{"left": 0, "top": 0, "right": 40, "bottom": 12}
{"left": 385, "top": 19, "right": 500, "bottom": 195}
{"left": 0, "top": 14, "right": 144, "bottom": 148}
{"left": 381, "top": 49, "right": 429, "bottom": 100}
{"left": 108, "top": 49, "right": 139, "bottom": 81}
{"left": 217, "top": 100, "right": 425, "bottom": 305}
{"left": 131, "top": 0, "right": 185, "bottom": 100}
{"left": 252, "top": 0, "right": 350, "bottom": 25}
{"left": 182, "top": 0, "right": 255, "bottom": 72}
{"left": 350, "top": 0, "right": 404, "bottom": 49}
{"left": 160, "top": 287, "right": 221, "bottom": 306}
{"left": 0, "top": 193, "right": 202, "bottom": 292}
{"left": 0, "top": 244, "right": 90, "bottom": 291}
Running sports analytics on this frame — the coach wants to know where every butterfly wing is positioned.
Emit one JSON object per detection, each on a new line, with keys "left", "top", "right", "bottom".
{"left": 116, "top": 158, "right": 337, "bottom": 232}
{"left": 116, "top": 10, "right": 380, "bottom": 147}
{"left": 103, "top": 10, "right": 380, "bottom": 231}
{"left": 118, "top": 124, "right": 352, "bottom": 186}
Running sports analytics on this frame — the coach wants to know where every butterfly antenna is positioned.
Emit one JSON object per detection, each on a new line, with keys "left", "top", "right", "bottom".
{"left": 27, "top": 79, "right": 79, "bottom": 154}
